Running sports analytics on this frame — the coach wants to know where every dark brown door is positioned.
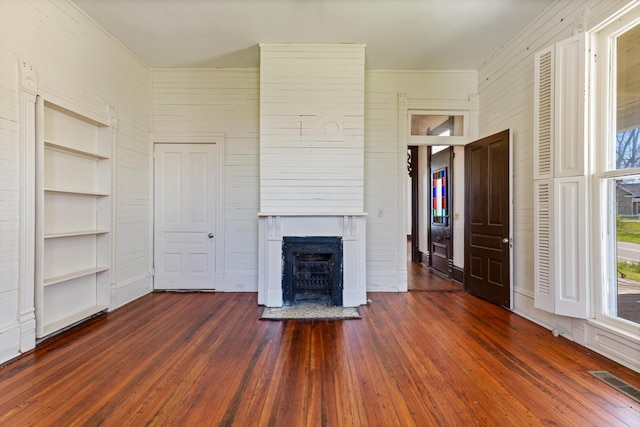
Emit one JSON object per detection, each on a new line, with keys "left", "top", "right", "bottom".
{"left": 464, "top": 130, "right": 510, "bottom": 307}
{"left": 430, "top": 147, "right": 452, "bottom": 276}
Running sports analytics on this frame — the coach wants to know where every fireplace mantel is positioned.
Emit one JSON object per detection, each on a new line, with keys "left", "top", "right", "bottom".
{"left": 258, "top": 214, "right": 367, "bottom": 307}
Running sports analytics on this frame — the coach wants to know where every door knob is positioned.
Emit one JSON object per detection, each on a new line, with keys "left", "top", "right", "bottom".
{"left": 208, "top": 233, "right": 214, "bottom": 238}
{"left": 502, "top": 237, "right": 509, "bottom": 243}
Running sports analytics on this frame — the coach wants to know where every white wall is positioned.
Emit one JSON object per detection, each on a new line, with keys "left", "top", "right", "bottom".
{"left": 150, "top": 69, "right": 476, "bottom": 293}
{"left": 0, "top": 0, "right": 151, "bottom": 363}
{"left": 478, "top": 0, "right": 638, "bottom": 370}
{"left": 150, "top": 68, "right": 260, "bottom": 291}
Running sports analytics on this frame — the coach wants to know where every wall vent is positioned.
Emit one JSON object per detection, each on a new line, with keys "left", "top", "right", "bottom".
{"left": 588, "top": 371, "right": 640, "bottom": 403}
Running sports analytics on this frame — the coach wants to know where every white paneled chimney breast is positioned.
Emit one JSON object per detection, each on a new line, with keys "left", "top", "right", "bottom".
{"left": 258, "top": 44, "right": 367, "bottom": 307}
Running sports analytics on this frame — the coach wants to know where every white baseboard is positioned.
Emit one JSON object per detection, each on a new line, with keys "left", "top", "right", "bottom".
{"left": 113, "top": 275, "right": 153, "bottom": 309}
{"left": 366, "top": 272, "right": 402, "bottom": 292}
{"left": 223, "top": 271, "right": 258, "bottom": 292}
{"left": 513, "top": 288, "right": 640, "bottom": 374}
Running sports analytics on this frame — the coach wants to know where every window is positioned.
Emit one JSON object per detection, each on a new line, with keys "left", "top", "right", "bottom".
{"left": 596, "top": 7, "right": 640, "bottom": 330}
{"left": 408, "top": 111, "right": 469, "bottom": 145}
{"left": 411, "top": 114, "right": 463, "bottom": 136}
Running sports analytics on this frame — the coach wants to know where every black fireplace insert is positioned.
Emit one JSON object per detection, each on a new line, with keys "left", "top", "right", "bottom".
{"left": 282, "top": 236, "right": 343, "bottom": 306}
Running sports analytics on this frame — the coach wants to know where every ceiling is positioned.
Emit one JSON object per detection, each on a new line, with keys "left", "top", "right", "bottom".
{"left": 72, "top": 0, "right": 556, "bottom": 70}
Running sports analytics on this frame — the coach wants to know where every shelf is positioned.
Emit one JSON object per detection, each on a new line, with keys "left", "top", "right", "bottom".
{"left": 45, "top": 230, "right": 109, "bottom": 239}
{"left": 37, "top": 99, "right": 113, "bottom": 339}
{"left": 44, "top": 187, "right": 109, "bottom": 197}
{"left": 42, "top": 305, "right": 109, "bottom": 336}
{"left": 44, "top": 141, "right": 109, "bottom": 160}
{"left": 44, "top": 266, "right": 109, "bottom": 286}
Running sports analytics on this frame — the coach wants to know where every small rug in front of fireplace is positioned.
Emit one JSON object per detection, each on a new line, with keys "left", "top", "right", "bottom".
{"left": 260, "top": 302, "right": 361, "bottom": 320}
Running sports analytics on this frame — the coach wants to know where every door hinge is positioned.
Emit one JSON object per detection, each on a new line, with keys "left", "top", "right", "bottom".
{"left": 151, "top": 268, "right": 155, "bottom": 277}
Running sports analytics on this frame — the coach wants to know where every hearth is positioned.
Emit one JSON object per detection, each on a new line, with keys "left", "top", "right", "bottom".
{"left": 282, "top": 236, "right": 343, "bottom": 306}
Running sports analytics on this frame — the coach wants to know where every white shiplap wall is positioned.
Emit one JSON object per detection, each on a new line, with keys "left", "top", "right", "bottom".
{"left": 478, "top": 0, "right": 638, "bottom": 369}
{"left": 150, "top": 68, "right": 260, "bottom": 291}
{"left": 150, "top": 68, "right": 476, "bottom": 293}
{"left": 259, "top": 44, "right": 365, "bottom": 215}
{"left": 0, "top": 0, "right": 151, "bottom": 363}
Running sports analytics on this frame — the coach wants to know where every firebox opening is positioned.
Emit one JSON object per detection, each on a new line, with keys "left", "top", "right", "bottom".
{"left": 282, "top": 236, "right": 343, "bottom": 307}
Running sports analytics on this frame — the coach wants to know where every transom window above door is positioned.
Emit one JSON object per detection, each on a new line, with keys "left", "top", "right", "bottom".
{"left": 408, "top": 110, "right": 470, "bottom": 145}
{"left": 411, "top": 114, "right": 463, "bottom": 136}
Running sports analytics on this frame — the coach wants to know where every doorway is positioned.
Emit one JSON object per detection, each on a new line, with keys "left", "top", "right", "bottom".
{"left": 408, "top": 145, "right": 454, "bottom": 281}
{"left": 407, "top": 144, "right": 460, "bottom": 292}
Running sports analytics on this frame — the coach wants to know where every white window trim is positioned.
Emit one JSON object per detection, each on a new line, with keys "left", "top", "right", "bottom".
{"left": 591, "top": 3, "right": 640, "bottom": 336}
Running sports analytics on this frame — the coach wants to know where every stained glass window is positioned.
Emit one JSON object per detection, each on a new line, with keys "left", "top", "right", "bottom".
{"left": 432, "top": 168, "right": 447, "bottom": 225}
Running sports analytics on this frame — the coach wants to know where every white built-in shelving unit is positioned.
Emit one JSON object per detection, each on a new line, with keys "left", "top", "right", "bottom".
{"left": 35, "top": 99, "right": 113, "bottom": 338}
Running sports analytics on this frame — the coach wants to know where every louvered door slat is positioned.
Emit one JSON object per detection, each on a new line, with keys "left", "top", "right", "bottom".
{"left": 534, "top": 180, "right": 554, "bottom": 312}
{"left": 534, "top": 47, "right": 554, "bottom": 180}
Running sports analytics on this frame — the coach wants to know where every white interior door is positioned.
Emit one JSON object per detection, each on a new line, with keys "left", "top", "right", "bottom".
{"left": 154, "top": 143, "right": 218, "bottom": 289}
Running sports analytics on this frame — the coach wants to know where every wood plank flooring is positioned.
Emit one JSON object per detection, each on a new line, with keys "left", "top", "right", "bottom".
{"left": 1, "top": 267, "right": 639, "bottom": 426}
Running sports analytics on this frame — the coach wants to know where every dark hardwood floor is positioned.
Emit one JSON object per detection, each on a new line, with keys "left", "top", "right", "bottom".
{"left": 408, "top": 258, "right": 463, "bottom": 292}
{"left": 1, "top": 265, "right": 639, "bottom": 426}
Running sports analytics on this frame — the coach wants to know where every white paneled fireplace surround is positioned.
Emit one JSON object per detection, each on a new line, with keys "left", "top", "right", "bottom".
{"left": 257, "top": 44, "right": 368, "bottom": 307}
{"left": 258, "top": 215, "right": 367, "bottom": 307}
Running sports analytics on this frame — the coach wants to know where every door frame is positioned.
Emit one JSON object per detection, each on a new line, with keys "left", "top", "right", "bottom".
{"left": 398, "top": 94, "right": 479, "bottom": 291}
{"left": 151, "top": 134, "right": 225, "bottom": 291}
{"left": 507, "top": 131, "right": 514, "bottom": 309}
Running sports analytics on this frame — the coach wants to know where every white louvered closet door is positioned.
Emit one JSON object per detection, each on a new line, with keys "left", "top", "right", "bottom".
{"left": 533, "top": 33, "right": 590, "bottom": 319}
{"left": 534, "top": 46, "right": 554, "bottom": 181}
{"left": 534, "top": 180, "right": 553, "bottom": 313}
